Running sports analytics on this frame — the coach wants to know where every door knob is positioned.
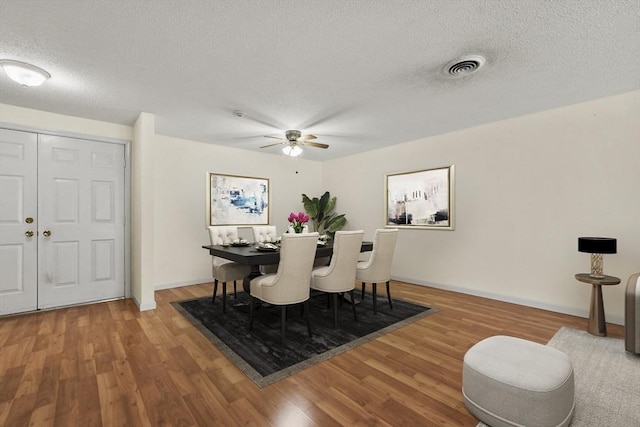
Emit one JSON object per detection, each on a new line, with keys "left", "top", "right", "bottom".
{"left": 43, "top": 230, "right": 52, "bottom": 237}
{"left": 25, "top": 217, "right": 34, "bottom": 224}
{"left": 25, "top": 231, "right": 34, "bottom": 237}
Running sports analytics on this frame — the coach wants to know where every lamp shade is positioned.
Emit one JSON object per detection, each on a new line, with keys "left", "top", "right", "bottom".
{"left": 578, "top": 237, "right": 617, "bottom": 254}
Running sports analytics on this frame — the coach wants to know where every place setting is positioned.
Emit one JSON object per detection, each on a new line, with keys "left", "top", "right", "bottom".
{"left": 227, "top": 238, "right": 250, "bottom": 247}
{"left": 254, "top": 242, "right": 279, "bottom": 252}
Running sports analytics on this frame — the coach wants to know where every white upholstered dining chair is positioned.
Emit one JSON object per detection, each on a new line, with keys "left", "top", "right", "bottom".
{"left": 249, "top": 232, "right": 319, "bottom": 345}
{"left": 207, "top": 226, "right": 251, "bottom": 312}
{"left": 356, "top": 228, "right": 399, "bottom": 314}
{"left": 252, "top": 225, "right": 278, "bottom": 243}
{"left": 252, "top": 225, "right": 279, "bottom": 274}
{"left": 311, "top": 230, "right": 364, "bottom": 328}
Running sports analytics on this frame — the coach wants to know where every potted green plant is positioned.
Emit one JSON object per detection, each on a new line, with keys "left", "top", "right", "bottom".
{"left": 301, "top": 191, "right": 347, "bottom": 235}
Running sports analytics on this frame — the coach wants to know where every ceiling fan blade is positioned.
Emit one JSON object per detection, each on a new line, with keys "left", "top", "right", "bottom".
{"left": 260, "top": 142, "right": 284, "bottom": 149}
{"left": 304, "top": 141, "right": 329, "bottom": 149}
{"left": 297, "top": 134, "right": 317, "bottom": 141}
{"left": 264, "top": 135, "right": 285, "bottom": 140}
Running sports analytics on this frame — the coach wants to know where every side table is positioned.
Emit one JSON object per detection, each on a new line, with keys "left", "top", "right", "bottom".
{"left": 575, "top": 273, "right": 621, "bottom": 336}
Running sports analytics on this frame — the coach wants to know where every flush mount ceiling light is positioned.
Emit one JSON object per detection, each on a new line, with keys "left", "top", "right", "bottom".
{"left": 0, "top": 59, "right": 51, "bottom": 87}
{"left": 443, "top": 55, "right": 486, "bottom": 77}
{"left": 282, "top": 145, "right": 302, "bottom": 157}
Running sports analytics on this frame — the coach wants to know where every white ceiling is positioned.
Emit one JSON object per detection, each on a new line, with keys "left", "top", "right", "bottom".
{"left": 1, "top": 0, "right": 638, "bottom": 161}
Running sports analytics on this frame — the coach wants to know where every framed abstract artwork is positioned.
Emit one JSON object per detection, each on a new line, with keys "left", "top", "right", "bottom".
{"left": 385, "top": 165, "right": 454, "bottom": 230}
{"left": 206, "top": 173, "right": 270, "bottom": 226}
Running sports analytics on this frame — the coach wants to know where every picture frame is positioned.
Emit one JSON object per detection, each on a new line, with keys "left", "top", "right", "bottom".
{"left": 206, "top": 172, "right": 270, "bottom": 226}
{"left": 385, "top": 165, "right": 455, "bottom": 230}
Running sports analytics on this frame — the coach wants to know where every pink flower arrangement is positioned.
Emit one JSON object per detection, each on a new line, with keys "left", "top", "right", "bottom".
{"left": 287, "top": 211, "right": 309, "bottom": 233}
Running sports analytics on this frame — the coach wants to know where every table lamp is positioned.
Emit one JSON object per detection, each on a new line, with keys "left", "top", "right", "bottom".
{"left": 578, "top": 237, "right": 617, "bottom": 278}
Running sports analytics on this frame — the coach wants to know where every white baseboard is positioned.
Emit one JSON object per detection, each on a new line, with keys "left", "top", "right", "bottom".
{"left": 392, "top": 275, "right": 624, "bottom": 326}
{"left": 132, "top": 294, "right": 157, "bottom": 311}
{"left": 155, "top": 278, "right": 212, "bottom": 291}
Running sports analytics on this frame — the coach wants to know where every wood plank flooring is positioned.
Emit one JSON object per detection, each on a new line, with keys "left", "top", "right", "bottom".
{"left": 0, "top": 281, "right": 623, "bottom": 427}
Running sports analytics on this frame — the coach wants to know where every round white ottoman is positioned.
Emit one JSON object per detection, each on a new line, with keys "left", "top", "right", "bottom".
{"left": 463, "top": 335, "right": 575, "bottom": 427}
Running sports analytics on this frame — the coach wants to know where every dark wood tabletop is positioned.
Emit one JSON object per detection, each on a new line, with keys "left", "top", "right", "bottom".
{"left": 202, "top": 239, "right": 373, "bottom": 266}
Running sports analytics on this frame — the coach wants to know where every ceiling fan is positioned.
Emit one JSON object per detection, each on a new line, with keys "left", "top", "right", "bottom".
{"left": 260, "top": 130, "right": 329, "bottom": 157}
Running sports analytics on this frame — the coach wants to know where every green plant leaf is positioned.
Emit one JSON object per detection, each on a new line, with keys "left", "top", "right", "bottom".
{"left": 301, "top": 191, "right": 347, "bottom": 235}
{"left": 301, "top": 194, "right": 318, "bottom": 218}
{"left": 322, "top": 213, "right": 336, "bottom": 224}
{"left": 325, "top": 196, "right": 336, "bottom": 214}
{"left": 317, "top": 192, "right": 330, "bottom": 222}
{"left": 326, "top": 215, "right": 347, "bottom": 233}
{"left": 324, "top": 214, "right": 344, "bottom": 229}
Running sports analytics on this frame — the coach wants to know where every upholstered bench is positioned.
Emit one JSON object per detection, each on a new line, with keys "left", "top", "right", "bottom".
{"left": 463, "top": 335, "right": 575, "bottom": 427}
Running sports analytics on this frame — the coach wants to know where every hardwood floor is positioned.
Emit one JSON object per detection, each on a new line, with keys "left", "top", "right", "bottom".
{"left": 0, "top": 281, "right": 623, "bottom": 427}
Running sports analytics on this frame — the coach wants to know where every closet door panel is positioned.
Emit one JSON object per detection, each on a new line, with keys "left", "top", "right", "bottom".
{"left": 38, "top": 135, "right": 125, "bottom": 308}
{"left": 0, "top": 129, "right": 38, "bottom": 315}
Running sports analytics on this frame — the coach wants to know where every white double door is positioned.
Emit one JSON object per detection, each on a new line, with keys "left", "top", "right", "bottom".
{"left": 0, "top": 129, "right": 125, "bottom": 315}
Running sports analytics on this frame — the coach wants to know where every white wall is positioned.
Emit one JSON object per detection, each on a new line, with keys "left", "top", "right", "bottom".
{"left": 0, "top": 103, "right": 131, "bottom": 140}
{"left": 131, "top": 113, "right": 156, "bottom": 310}
{"left": 152, "top": 135, "right": 323, "bottom": 288}
{"left": 322, "top": 91, "right": 640, "bottom": 325}
{"left": 3, "top": 92, "right": 638, "bottom": 323}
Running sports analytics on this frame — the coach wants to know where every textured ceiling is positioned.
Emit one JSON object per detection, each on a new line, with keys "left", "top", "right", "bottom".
{"left": 0, "top": 0, "right": 638, "bottom": 161}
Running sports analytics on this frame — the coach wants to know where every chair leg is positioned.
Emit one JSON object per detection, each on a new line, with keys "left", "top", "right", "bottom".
{"left": 281, "top": 306, "right": 287, "bottom": 346}
{"left": 386, "top": 280, "right": 393, "bottom": 310}
{"left": 332, "top": 293, "right": 339, "bottom": 328}
{"left": 233, "top": 280, "right": 237, "bottom": 299}
{"left": 361, "top": 282, "right": 366, "bottom": 299}
{"left": 372, "top": 282, "right": 378, "bottom": 315}
{"left": 304, "top": 300, "right": 312, "bottom": 338}
{"left": 249, "top": 296, "right": 255, "bottom": 330}
{"left": 349, "top": 290, "right": 358, "bottom": 322}
{"left": 222, "top": 282, "right": 227, "bottom": 313}
{"left": 212, "top": 279, "right": 219, "bottom": 303}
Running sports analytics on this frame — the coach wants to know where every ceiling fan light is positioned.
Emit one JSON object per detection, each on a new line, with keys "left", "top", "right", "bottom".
{"left": 282, "top": 145, "right": 302, "bottom": 157}
{"left": 0, "top": 59, "right": 51, "bottom": 87}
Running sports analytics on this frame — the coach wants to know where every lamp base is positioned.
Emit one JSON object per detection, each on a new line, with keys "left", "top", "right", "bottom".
{"left": 589, "top": 253, "right": 604, "bottom": 278}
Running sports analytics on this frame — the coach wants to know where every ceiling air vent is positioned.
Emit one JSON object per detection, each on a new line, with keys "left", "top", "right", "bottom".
{"left": 444, "top": 55, "right": 486, "bottom": 77}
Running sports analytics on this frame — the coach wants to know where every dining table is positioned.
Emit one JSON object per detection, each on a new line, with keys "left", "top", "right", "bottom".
{"left": 202, "top": 238, "right": 373, "bottom": 294}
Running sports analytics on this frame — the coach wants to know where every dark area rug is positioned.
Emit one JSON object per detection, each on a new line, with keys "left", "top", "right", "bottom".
{"left": 173, "top": 291, "right": 437, "bottom": 387}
